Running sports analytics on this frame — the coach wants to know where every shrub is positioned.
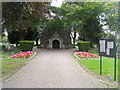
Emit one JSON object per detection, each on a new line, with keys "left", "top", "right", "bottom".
{"left": 77, "top": 41, "right": 90, "bottom": 52}
{"left": 19, "top": 41, "right": 34, "bottom": 51}
{"left": 1, "top": 44, "right": 7, "bottom": 51}
{"left": 8, "top": 31, "right": 21, "bottom": 44}
{"left": 72, "top": 45, "right": 76, "bottom": 48}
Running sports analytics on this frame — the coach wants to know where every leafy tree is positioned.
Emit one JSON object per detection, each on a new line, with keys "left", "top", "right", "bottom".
{"left": 2, "top": 2, "right": 50, "bottom": 45}
{"left": 2, "top": 2, "right": 50, "bottom": 31}
{"left": 104, "top": 2, "right": 119, "bottom": 38}
{"left": 46, "top": 16, "right": 64, "bottom": 32}
{"left": 33, "top": 16, "right": 49, "bottom": 45}
{"left": 50, "top": 2, "right": 103, "bottom": 45}
{"left": 0, "top": 3, "right": 2, "bottom": 38}
{"left": 50, "top": 2, "right": 118, "bottom": 46}
{"left": 24, "top": 27, "right": 37, "bottom": 41}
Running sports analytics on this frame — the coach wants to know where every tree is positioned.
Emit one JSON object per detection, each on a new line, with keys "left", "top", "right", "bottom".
{"left": 0, "top": 3, "right": 2, "bottom": 38}
{"left": 104, "top": 2, "right": 119, "bottom": 38}
{"left": 50, "top": 5, "right": 83, "bottom": 45}
{"left": 50, "top": 2, "right": 118, "bottom": 46}
{"left": 46, "top": 16, "right": 64, "bottom": 32}
{"left": 2, "top": 2, "right": 50, "bottom": 45}
{"left": 50, "top": 2, "right": 104, "bottom": 45}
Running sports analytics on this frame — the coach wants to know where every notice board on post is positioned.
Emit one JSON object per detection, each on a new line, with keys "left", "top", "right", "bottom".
{"left": 99, "top": 38, "right": 116, "bottom": 58}
{"left": 99, "top": 38, "right": 117, "bottom": 81}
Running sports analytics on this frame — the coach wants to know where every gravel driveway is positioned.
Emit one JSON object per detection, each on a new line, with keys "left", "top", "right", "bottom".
{"left": 2, "top": 48, "right": 116, "bottom": 88}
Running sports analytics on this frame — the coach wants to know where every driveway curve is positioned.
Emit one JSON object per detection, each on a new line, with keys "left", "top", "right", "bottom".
{"left": 2, "top": 48, "right": 115, "bottom": 88}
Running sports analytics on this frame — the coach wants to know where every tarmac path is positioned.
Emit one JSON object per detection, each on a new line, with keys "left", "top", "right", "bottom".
{"left": 2, "top": 48, "right": 116, "bottom": 88}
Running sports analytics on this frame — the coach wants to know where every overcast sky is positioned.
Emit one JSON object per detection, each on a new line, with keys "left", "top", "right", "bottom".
{"left": 51, "top": 0, "right": 63, "bottom": 7}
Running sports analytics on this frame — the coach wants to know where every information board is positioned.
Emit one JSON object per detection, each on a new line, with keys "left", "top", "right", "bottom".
{"left": 99, "top": 38, "right": 117, "bottom": 81}
{"left": 99, "top": 38, "right": 116, "bottom": 58}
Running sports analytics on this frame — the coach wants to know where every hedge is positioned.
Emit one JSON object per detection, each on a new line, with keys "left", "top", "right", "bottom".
{"left": 19, "top": 40, "right": 34, "bottom": 51}
{"left": 77, "top": 41, "right": 90, "bottom": 52}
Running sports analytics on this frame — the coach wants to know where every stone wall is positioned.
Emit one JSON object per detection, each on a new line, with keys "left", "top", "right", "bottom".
{"left": 41, "top": 28, "right": 72, "bottom": 49}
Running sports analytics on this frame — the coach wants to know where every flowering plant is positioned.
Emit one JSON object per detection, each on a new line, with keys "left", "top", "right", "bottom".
{"left": 75, "top": 51, "right": 99, "bottom": 60}
{"left": 10, "top": 51, "right": 35, "bottom": 59}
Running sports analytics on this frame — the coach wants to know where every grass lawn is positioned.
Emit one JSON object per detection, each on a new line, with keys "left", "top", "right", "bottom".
{"left": 0, "top": 50, "right": 30, "bottom": 77}
{"left": 76, "top": 47, "right": 119, "bottom": 81}
{"left": 78, "top": 57, "right": 119, "bottom": 81}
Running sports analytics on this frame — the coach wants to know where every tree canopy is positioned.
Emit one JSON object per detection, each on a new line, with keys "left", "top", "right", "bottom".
{"left": 2, "top": 2, "right": 50, "bottom": 32}
{"left": 2, "top": 2, "right": 119, "bottom": 47}
{"left": 2, "top": 2, "right": 50, "bottom": 44}
{"left": 50, "top": 2, "right": 119, "bottom": 45}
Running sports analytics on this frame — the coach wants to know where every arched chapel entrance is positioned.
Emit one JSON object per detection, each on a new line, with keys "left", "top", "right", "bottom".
{"left": 52, "top": 40, "right": 60, "bottom": 49}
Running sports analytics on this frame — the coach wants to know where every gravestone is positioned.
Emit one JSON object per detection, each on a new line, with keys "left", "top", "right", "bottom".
{"left": 8, "top": 44, "right": 14, "bottom": 51}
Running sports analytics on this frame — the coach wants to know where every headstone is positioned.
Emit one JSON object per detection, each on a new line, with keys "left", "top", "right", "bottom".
{"left": 9, "top": 45, "right": 14, "bottom": 51}
{"left": 107, "top": 74, "right": 112, "bottom": 80}
{"left": 7, "top": 44, "right": 14, "bottom": 51}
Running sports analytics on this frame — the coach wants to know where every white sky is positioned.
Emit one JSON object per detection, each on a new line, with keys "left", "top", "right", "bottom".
{"left": 51, "top": 0, "right": 63, "bottom": 7}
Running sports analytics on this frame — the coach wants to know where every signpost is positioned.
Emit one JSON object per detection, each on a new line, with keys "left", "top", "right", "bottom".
{"left": 99, "top": 38, "right": 117, "bottom": 81}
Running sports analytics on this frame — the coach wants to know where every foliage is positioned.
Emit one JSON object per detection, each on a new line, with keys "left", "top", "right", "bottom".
{"left": 33, "top": 16, "right": 48, "bottom": 38}
{"left": 2, "top": 2, "right": 50, "bottom": 44}
{"left": 50, "top": 2, "right": 118, "bottom": 45}
{"left": 77, "top": 41, "right": 90, "bottom": 51}
{"left": 19, "top": 40, "right": 34, "bottom": 51}
{"left": 2, "top": 2, "right": 50, "bottom": 31}
{"left": 8, "top": 31, "right": 21, "bottom": 44}
{"left": 24, "top": 27, "right": 37, "bottom": 40}
{"left": 46, "top": 17, "right": 64, "bottom": 32}
{"left": 77, "top": 41, "right": 90, "bottom": 43}
{"left": 2, "top": 44, "right": 6, "bottom": 51}
{"left": 104, "top": 2, "right": 119, "bottom": 36}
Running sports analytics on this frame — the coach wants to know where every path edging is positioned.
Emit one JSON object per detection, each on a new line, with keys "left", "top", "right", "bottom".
{"left": 2, "top": 52, "right": 37, "bottom": 82}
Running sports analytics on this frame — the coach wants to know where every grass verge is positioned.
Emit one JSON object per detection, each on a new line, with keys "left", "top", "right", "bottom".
{"left": 0, "top": 50, "right": 31, "bottom": 78}
{"left": 78, "top": 57, "right": 118, "bottom": 81}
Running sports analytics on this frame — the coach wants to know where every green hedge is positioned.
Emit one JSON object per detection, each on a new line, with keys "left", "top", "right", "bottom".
{"left": 19, "top": 40, "right": 34, "bottom": 51}
{"left": 77, "top": 41, "right": 90, "bottom": 52}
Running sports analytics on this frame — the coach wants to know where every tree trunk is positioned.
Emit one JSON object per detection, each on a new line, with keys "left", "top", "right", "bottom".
{"left": 36, "top": 38, "right": 39, "bottom": 46}
{"left": 73, "top": 32, "right": 76, "bottom": 45}
{"left": 16, "top": 42, "right": 19, "bottom": 47}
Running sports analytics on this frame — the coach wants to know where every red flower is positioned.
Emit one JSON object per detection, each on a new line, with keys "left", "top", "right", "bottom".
{"left": 75, "top": 51, "right": 99, "bottom": 59}
{"left": 10, "top": 51, "right": 35, "bottom": 59}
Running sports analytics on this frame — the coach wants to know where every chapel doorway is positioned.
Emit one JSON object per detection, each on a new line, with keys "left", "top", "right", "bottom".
{"left": 52, "top": 40, "right": 60, "bottom": 49}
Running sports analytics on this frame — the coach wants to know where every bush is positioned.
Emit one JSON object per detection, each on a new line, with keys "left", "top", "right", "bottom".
{"left": 77, "top": 41, "right": 90, "bottom": 52}
{"left": 8, "top": 31, "right": 21, "bottom": 44}
{"left": 72, "top": 45, "right": 76, "bottom": 48}
{"left": 1, "top": 44, "right": 7, "bottom": 51}
{"left": 19, "top": 41, "right": 34, "bottom": 51}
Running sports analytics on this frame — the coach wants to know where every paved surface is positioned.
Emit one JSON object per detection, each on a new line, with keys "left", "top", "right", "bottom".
{"left": 2, "top": 48, "right": 115, "bottom": 88}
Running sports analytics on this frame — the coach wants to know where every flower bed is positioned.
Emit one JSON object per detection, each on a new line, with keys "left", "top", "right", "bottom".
{"left": 74, "top": 51, "right": 99, "bottom": 60}
{"left": 9, "top": 51, "right": 35, "bottom": 59}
